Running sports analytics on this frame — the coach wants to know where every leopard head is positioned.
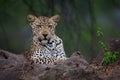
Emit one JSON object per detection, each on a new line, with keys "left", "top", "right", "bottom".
{"left": 27, "top": 14, "right": 60, "bottom": 44}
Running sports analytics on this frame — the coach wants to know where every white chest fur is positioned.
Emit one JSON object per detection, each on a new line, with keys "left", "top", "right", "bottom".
{"left": 31, "top": 37, "right": 66, "bottom": 64}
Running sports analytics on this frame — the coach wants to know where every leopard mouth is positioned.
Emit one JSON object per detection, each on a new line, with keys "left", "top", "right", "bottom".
{"left": 38, "top": 38, "right": 50, "bottom": 44}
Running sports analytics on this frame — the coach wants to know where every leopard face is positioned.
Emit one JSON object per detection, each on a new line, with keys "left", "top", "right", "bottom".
{"left": 27, "top": 14, "right": 60, "bottom": 45}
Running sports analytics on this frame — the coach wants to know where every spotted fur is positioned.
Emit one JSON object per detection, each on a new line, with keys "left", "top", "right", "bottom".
{"left": 24, "top": 14, "right": 67, "bottom": 64}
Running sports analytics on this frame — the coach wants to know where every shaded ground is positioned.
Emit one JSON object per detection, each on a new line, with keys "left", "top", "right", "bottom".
{"left": 0, "top": 39, "right": 120, "bottom": 80}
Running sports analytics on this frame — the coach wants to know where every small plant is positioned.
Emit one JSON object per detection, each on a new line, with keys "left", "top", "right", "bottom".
{"left": 97, "top": 27, "right": 119, "bottom": 64}
{"left": 97, "top": 27, "right": 108, "bottom": 51}
{"left": 96, "top": 27, "right": 103, "bottom": 37}
{"left": 98, "top": 41, "right": 108, "bottom": 51}
{"left": 101, "top": 51, "right": 119, "bottom": 64}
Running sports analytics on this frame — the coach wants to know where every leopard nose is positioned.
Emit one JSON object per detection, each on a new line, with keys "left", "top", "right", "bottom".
{"left": 42, "top": 33, "right": 48, "bottom": 37}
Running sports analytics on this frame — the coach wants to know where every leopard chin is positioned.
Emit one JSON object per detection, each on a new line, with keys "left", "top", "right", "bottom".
{"left": 41, "top": 38, "right": 55, "bottom": 45}
{"left": 41, "top": 40, "right": 48, "bottom": 44}
{"left": 39, "top": 38, "right": 52, "bottom": 45}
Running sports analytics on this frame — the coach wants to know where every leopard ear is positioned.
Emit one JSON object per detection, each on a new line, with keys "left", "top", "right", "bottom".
{"left": 27, "top": 14, "right": 37, "bottom": 22}
{"left": 50, "top": 15, "right": 60, "bottom": 23}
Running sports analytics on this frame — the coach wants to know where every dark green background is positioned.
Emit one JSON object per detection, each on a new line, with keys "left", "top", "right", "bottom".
{"left": 0, "top": 0, "right": 120, "bottom": 61}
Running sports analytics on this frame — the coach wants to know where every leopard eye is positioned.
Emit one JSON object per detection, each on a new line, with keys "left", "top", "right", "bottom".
{"left": 48, "top": 24, "right": 53, "bottom": 29}
{"left": 36, "top": 24, "right": 41, "bottom": 28}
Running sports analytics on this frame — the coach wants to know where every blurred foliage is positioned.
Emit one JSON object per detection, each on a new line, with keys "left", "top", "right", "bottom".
{"left": 0, "top": 0, "right": 120, "bottom": 61}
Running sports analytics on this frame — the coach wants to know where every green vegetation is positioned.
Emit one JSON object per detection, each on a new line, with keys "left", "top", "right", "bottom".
{"left": 102, "top": 51, "right": 119, "bottom": 64}
{"left": 97, "top": 27, "right": 107, "bottom": 51}
{"left": 97, "top": 27, "right": 119, "bottom": 64}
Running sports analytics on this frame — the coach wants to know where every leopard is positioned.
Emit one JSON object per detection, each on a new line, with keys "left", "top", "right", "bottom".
{"left": 24, "top": 14, "right": 67, "bottom": 64}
